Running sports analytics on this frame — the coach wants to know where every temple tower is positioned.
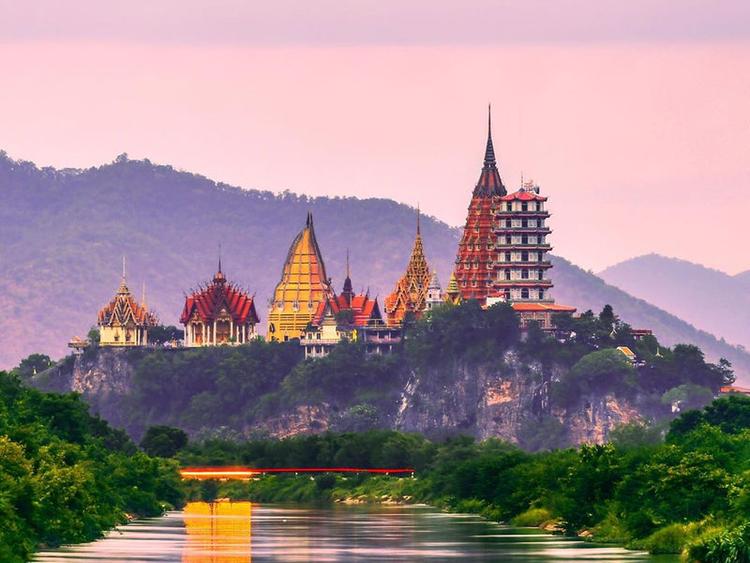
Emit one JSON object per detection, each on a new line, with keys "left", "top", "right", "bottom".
{"left": 425, "top": 270, "right": 443, "bottom": 311}
{"left": 97, "top": 265, "right": 157, "bottom": 346}
{"left": 453, "top": 106, "right": 507, "bottom": 305}
{"left": 384, "top": 212, "right": 433, "bottom": 326}
{"left": 493, "top": 180, "right": 554, "bottom": 303}
{"left": 267, "top": 212, "right": 333, "bottom": 341}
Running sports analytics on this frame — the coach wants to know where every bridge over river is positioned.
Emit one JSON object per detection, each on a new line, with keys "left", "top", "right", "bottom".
{"left": 180, "top": 466, "right": 416, "bottom": 480}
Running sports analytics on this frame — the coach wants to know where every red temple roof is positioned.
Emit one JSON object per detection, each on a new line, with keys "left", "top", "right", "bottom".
{"left": 313, "top": 292, "right": 382, "bottom": 327}
{"left": 500, "top": 190, "right": 547, "bottom": 202}
{"left": 180, "top": 267, "right": 259, "bottom": 326}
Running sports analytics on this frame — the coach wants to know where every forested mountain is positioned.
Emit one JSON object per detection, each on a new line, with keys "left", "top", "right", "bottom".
{"left": 2, "top": 151, "right": 749, "bottom": 381}
{"left": 599, "top": 254, "right": 750, "bottom": 351}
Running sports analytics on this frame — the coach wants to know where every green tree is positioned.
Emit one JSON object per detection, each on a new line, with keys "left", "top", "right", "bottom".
{"left": 12, "top": 354, "right": 54, "bottom": 378}
{"left": 140, "top": 425, "right": 189, "bottom": 457}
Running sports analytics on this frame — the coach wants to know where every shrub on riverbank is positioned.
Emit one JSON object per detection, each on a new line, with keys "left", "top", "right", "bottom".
{"left": 0, "top": 372, "right": 183, "bottom": 562}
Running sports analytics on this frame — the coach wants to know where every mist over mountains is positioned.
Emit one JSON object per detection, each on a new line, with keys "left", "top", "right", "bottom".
{"left": 1, "top": 151, "right": 748, "bottom": 382}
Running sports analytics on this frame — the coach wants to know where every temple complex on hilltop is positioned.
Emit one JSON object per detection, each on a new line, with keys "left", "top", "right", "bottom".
{"left": 453, "top": 107, "right": 576, "bottom": 329}
{"left": 302, "top": 254, "right": 401, "bottom": 358}
{"left": 384, "top": 213, "right": 435, "bottom": 326}
{"left": 180, "top": 261, "right": 259, "bottom": 346}
{"left": 267, "top": 212, "right": 334, "bottom": 341}
{"left": 97, "top": 268, "right": 158, "bottom": 346}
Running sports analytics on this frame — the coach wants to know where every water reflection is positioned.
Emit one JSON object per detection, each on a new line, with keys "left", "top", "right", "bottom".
{"left": 34, "top": 501, "right": 679, "bottom": 562}
{"left": 183, "top": 501, "right": 252, "bottom": 563}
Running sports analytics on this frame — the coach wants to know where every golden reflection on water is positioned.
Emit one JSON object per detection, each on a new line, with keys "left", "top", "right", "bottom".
{"left": 182, "top": 501, "right": 252, "bottom": 563}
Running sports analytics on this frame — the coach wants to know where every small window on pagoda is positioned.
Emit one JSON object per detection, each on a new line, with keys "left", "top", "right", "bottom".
{"left": 521, "top": 218, "right": 528, "bottom": 228}
{"left": 505, "top": 269, "right": 511, "bottom": 280}
{"left": 538, "top": 270, "right": 544, "bottom": 280}
{"left": 521, "top": 251, "right": 529, "bottom": 262}
{"left": 472, "top": 280, "right": 477, "bottom": 287}
{"left": 505, "top": 219, "right": 511, "bottom": 227}
{"left": 505, "top": 252, "right": 511, "bottom": 262}
{"left": 506, "top": 202, "right": 512, "bottom": 212}
{"left": 522, "top": 202, "right": 528, "bottom": 212}
{"left": 522, "top": 270, "right": 529, "bottom": 280}
{"left": 539, "top": 289, "right": 545, "bottom": 300}
{"left": 504, "top": 235, "right": 511, "bottom": 244}
{"left": 292, "top": 301, "right": 299, "bottom": 311}
{"left": 521, "top": 288, "right": 530, "bottom": 299}
{"left": 504, "top": 289, "right": 511, "bottom": 300}
{"left": 538, "top": 252, "right": 544, "bottom": 261}
{"left": 521, "top": 235, "right": 528, "bottom": 244}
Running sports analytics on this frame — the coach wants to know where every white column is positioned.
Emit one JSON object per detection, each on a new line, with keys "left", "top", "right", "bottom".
{"left": 230, "top": 320, "right": 234, "bottom": 343}
{"left": 202, "top": 324, "right": 207, "bottom": 346}
{"left": 213, "top": 321, "right": 217, "bottom": 345}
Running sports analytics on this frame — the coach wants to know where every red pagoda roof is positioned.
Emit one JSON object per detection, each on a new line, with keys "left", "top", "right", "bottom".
{"left": 313, "top": 292, "right": 381, "bottom": 327}
{"left": 180, "top": 266, "right": 259, "bottom": 326}
{"left": 500, "top": 189, "right": 547, "bottom": 202}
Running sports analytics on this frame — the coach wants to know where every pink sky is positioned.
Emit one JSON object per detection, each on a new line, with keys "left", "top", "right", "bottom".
{"left": 1, "top": 2, "right": 749, "bottom": 274}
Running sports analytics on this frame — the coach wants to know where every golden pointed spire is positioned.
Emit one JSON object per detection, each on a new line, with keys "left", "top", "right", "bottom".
{"left": 267, "top": 213, "right": 333, "bottom": 341}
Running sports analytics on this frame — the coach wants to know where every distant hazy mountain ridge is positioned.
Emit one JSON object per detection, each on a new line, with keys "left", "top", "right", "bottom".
{"left": 1, "top": 151, "right": 748, "bottom": 382}
{"left": 599, "top": 254, "right": 750, "bottom": 351}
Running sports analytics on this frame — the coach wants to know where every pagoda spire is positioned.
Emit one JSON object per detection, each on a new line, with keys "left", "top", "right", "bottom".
{"left": 342, "top": 248, "right": 353, "bottom": 306}
{"left": 474, "top": 104, "right": 506, "bottom": 196}
{"left": 484, "top": 103, "right": 496, "bottom": 167}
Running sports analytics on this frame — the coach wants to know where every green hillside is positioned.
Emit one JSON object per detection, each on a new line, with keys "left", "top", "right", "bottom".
{"left": 2, "top": 151, "right": 748, "bottom": 382}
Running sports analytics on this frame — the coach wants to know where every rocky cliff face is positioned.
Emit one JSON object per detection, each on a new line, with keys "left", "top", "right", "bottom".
{"left": 31, "top": 347, "right": 643, "bottom": 447}
{"left": 32, "top": 347, "right": 141, "bottom": 431}
{"left": 393, "top": 350, "right": 641, "bottom": 445}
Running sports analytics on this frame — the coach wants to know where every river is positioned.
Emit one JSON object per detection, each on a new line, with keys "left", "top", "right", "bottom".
{"left": 33, "top": 501, "right": 679, "bottom": 562}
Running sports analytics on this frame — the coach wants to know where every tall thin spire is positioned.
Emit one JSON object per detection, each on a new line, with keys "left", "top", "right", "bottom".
{"left": 218, "top": 242, "right": 222, "bottom": 274}
{"left": 122, "top": 256, "right": 126, "bottom": 280}
{"left": 483, "top": 103, "right": 496, "bottom": 167}
{"left": 346, "top": 248, "right": 350, "bottom": 279}
{"left": 416, "top": 204, "right": 421, "bottom": 235}
{"left": 474, "top": 104, "right": 505, "bottom": 196}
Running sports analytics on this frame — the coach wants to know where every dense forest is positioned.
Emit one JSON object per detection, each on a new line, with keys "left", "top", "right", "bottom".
{"left": 0, "top": 372, "right": 183, "bottom": 562}
{"left": 175, "top": 396, "right": 750, "bottom": 561}
{"left": 2, "top": 151, "right": 749, "bottom": 381}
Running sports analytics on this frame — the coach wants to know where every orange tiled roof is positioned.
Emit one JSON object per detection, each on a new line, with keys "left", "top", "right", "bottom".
{"left": 98, "top": 278, "right": 158, "bottom": 328}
